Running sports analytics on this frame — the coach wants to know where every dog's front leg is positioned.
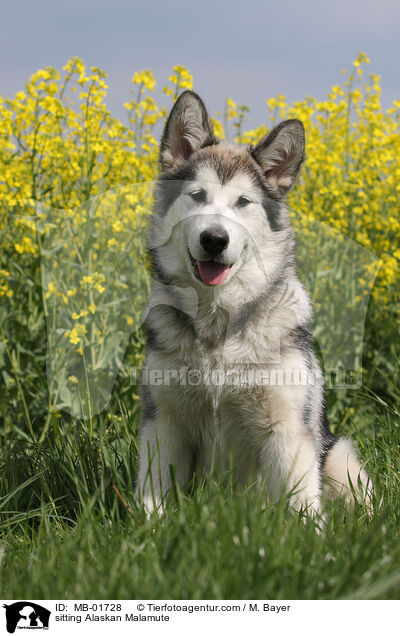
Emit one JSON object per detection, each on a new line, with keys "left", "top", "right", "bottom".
{"left": 260, "top": 382, "right": 322, "bottom": 516}
{"left": 136, "top": 399, "right": 192, "bottom": 516}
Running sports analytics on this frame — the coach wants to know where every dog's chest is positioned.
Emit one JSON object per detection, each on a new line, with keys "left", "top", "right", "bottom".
{"left": 177, "top": 311, "right": 280, "bottom": 372}
{"left": 148, "top": 301, "right": 285, "bottom": 411}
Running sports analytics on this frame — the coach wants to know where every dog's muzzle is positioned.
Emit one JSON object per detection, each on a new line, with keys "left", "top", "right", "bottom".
{"left": 188, "top": 224, "right": 239, "bottom": 286}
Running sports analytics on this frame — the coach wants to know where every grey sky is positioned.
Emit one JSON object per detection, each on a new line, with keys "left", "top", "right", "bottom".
{"left": 2, "top": 0, "right": 400, "bottom": 129}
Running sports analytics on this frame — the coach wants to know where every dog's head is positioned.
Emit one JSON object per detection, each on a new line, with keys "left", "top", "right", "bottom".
{"left": 150, "top": 91, "right": 305, "bottom": 300}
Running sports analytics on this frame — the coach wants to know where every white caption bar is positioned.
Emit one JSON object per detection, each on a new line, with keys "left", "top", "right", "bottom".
{"left": 1, "top": 599, "right": 398, "bottom": 635}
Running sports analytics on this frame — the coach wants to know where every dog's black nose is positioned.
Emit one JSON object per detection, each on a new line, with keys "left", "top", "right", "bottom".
{"left": 200, "top": 227, "right": 229, "bottom": 256}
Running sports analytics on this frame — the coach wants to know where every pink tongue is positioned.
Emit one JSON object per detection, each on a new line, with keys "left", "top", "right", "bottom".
{"left": 197, "top": 261, "right": 230, "bottom": 285}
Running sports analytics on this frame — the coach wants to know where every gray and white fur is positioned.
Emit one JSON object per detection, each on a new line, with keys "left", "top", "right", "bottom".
{"left": 136, "top": 91, "right": 371, "bottom": 516}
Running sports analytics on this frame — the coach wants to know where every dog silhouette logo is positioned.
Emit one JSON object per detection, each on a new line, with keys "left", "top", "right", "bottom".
{"left": 3, "top": 602, "right": 50, "bottom": 633}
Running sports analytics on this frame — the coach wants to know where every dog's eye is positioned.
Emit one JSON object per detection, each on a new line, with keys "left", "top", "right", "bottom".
{"left": 189, "top": 189, "right": 207, "bottom": 203}
{"left": 237, "top": 195, "right": 252, "bottom": 207}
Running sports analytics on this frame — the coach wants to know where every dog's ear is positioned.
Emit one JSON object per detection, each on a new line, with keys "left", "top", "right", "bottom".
{"left": 160, "top": 91, "right": 217, "bottom": 171}
{"left": 250, "top": 119, "right": 305, "bottom": 197}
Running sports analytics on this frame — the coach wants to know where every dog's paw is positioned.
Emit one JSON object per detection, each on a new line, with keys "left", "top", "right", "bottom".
{"left": 141, "top": 495, "right": 164, "bottom": 519}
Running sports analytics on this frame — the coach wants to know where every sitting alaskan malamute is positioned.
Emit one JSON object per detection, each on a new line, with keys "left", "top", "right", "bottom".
{"left": 136, "top": 90, "right": 370, "bottom": 515}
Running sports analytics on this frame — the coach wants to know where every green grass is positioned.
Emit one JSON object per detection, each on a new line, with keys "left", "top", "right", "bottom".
{"left": 0, "top": 384, "right": 399, "bottom": 600}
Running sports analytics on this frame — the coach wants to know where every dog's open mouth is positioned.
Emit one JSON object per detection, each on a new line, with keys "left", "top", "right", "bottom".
{"left": 189, "top": 251, "right": 232, "bottom": 286}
